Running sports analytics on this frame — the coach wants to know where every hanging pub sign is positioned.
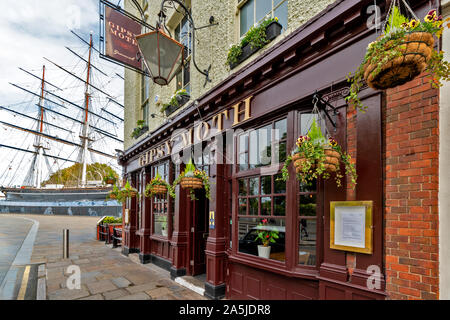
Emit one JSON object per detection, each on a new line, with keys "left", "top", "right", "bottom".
{"left": 99, "top": 0, "right": 154, "bottom": 74}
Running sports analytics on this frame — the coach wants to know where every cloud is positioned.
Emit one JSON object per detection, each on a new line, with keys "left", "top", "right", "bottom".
{"left": 0, "top": 0, "right": 124, "bottom": 187}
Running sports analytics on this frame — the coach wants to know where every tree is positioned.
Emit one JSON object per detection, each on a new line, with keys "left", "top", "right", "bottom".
{"left": 42, "top": 163, "right": 119, "bottom": 187}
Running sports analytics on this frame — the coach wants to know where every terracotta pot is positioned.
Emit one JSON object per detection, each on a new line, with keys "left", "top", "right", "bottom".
{"left": 364, "top": 32, "right": 434, "bottom": 90}
{"left": 180, "top": 177, "right": 203, "bottom": 189}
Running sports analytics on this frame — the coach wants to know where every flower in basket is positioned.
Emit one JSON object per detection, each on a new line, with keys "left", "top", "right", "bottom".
{"left": 172, "top": 159, "right": 211, "bottom": 201}
{"left": 346, "top": 6, "right": 450, "bottom": 112}
{"left": 103, "top": 172, "right": 117, "bottom": 185}
{"left": 107, "top": 184, "right": 122, "bottom": 202}
{"left": 144, "top": 173, "right": 175, "bottom": 198}
{"left": 280, "top": 118, "right": 357, "bottom": 189}
{"left": 120, "top": 180, "right": 139, "bottom": 199}
{"left": 255, "top": 219, "right": 279, "bottom": 247}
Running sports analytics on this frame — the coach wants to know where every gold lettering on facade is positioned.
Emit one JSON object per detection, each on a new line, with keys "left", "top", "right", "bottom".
{"left": 212, "top": 109, "right": 229, "bottom": 132}
{"left": 233, "top": 96, "right": 252, "bottom": 126}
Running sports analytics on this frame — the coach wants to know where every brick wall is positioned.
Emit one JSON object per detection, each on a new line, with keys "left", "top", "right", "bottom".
{"left": 384, "top": 72, "right": 440, "bottom": 300}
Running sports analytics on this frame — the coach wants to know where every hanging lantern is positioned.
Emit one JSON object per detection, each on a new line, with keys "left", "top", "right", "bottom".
{"left": 136, "top": 29, "right": 184, "bottom": 86}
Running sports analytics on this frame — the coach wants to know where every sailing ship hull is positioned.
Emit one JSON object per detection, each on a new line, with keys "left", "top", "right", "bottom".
{"left": 0, "top": 187, "right": 121, "bottom": 217}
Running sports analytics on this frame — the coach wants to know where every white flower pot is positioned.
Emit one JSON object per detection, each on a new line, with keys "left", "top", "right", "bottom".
{"left": 257, "top": 245, "right": 271, "bottom": 259}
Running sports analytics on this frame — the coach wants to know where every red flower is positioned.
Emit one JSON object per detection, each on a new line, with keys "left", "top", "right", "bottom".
{"left": 262, "top": 219, "right": 268, "bottom": 224}
{"left": 266, "top": 235, "right": 270, "bottom": 238}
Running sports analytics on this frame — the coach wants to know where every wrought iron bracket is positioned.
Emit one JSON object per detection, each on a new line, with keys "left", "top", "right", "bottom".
{"left": 312, "top": 93, "right": 339, "bottom": 130}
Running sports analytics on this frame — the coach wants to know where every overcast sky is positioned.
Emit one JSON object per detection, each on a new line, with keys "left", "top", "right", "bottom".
{"left": 0, "top": 0, "right": 125, "bottom": 187}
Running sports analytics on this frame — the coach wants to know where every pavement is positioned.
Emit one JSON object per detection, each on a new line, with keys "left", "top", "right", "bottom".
{"left": 0, "top": 214, "right": 205, "bottom": 300}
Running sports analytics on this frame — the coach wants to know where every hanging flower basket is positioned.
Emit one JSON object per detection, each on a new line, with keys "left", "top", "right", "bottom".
{"left": 363, "top": 31, "right": 434, "bottom": 90}
{"left": 144, "top": 174, "right": 175, "bottom": 198}
{"left": 346, "top": 6, "right": 450, "bottom": 111}
{"left": 120, "top": 181, "right": 138, "bottom": 199}
{"left": 281, "top": 119, "right": 357, "bottom": 189}
{"left": 173, "top": 159, "right": 211, "bottom": 200}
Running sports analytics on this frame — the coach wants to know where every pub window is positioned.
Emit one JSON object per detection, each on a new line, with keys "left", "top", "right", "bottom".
{"left": 237, "top": 174, "right": 286, "bottom": 261}
{"left": 152, "top": 161, "right": 169, "bottom": 237}
{"left": 297, "top": 113, "right": 321, "bottom": 266}
{"left": 239, "top": 0, "right": 288, "bottom": 37}
{"left": 238, "top": 118, "right": 287, "bottom": 171}
{"left": 175, "top": 15, "right": 191, "bottom": 95}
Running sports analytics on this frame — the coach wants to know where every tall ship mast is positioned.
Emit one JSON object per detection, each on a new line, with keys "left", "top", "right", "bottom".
{"left": 0, "top": 31, "right": 124, "bottom": 217}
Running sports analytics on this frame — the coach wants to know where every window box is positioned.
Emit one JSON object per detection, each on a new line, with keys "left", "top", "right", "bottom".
{"left": 229, "top": 20, "right": 282, "bottom": 69}
{"left": 131, "top": 120, "right": 149, "bottom": 139}
{"left": 164, "top": 94, "right": 190, "bottom": 116}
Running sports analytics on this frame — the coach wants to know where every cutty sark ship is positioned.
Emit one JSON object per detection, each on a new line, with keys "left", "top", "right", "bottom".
{"left": 0, "top": 31, "right": 123, "bottom": 216}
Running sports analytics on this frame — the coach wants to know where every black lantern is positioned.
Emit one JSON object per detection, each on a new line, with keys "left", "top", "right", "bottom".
{"left": 133, "top": 0, "right": 217, "bottom": 87}
{"left": 136, "top": 29, "right": 184, "bottom": 86}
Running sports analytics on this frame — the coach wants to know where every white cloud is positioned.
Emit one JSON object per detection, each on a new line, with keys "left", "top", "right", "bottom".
{"left": 0, "top": 0, "right": 125, "bottom": 187}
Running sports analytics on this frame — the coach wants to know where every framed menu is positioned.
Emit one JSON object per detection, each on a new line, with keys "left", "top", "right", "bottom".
{"left": 330, "top": 201, "right": 373, "bottom": 254}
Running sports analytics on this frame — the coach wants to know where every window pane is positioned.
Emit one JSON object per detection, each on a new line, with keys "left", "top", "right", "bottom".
{"left": 239, "top": 198, "right": 247, "bottom": 215}
{"left": 239, "top": 153, "right": 248, "bottom": 171}
{"left": 249, "top": 130, "right": 258, "bottom": 169}
{"left": 240, "top": 0, "right": 254, "bottom": 36}
{"left": 299, "top": 113, "right": 326, "bottom": 137}
{"left": 300, "top": 180, "right": 316, "bottom": 193}
{"left": 239, "top": 133, "right": 248, "bottom": 153}
{"left": 274, "top": 141, "right": 286, "bottom": 164}
{"left": 274, "top": 196, "right": 286, "bottom": 216}
{"left": 261, "top": 176, "right": 271, "bottom": 195}
{"left": 239, "top": 179, "right": 247, "bottom": 196}
{"left": 299, "top": 219, "right": 316, "bottom": 266}
{"left": 249, "top": 177, "right": 259, "bottom": 195}
{"left": 258, "top": 125, "right": 272, "bottom": 167}
{"left": 274, "top": 118, "right": 287, "bottom": 141}
{"left": 183, "top": 62, "right": 190, "bottom": 88}
{"left": 154, "top": 214, "right": 168, "bottom": 237}
{"left": 238, "top": 217, "right": 286, "bottom": 262}
{"left": 255, "top": 0, "right": 272, "bottom": 24}
{"left": 261, "top": 197, "right": 271, "bottom": 215}
{"left": 299, "top": 194, "right": 317, "bottom": 217}
{"left": 274, "top": 1, "right": 288, "bottom": 31}
{"left": 249, "top": 198, "right": 259, "bottom": 215}
{"left": 274, "top": 173, "right": 286, "bottom": 193}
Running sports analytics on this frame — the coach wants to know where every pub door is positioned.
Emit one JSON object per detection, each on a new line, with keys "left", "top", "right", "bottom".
{"left": 189, "top": 188, "right": 209, "bottom": 276}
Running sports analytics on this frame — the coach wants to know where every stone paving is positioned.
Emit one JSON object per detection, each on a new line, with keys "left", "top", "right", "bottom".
{"left": 2, "top": 214, "right": 205, "bottom": 300}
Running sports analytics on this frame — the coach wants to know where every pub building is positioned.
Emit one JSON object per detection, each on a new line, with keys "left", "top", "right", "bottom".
{"left": 118, "top": 0, "right": 447, "bottom": 300}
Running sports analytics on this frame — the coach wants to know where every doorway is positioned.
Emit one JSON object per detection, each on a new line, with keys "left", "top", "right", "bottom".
{"left": 189, "top": 188, "right": 209, "bottom": 276}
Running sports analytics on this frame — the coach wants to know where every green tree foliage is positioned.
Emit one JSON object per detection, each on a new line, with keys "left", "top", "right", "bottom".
{"left": 42, "top": 163, "right": 119, "bottom": 187}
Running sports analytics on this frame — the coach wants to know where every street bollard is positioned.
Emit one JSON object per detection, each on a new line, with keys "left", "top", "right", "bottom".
{"left": 63, "top": 229, "right": 69, "bottom": 259}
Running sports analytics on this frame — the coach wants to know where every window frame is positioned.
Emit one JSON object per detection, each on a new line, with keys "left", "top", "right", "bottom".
{"left": 238, "top": 0, "right": 288, "bottom": 37}
{"left": 175, "top": 15, "right": 192, "bottom": 94}
{"left": 150, "top": 160, "right": 172, "bottom": 239}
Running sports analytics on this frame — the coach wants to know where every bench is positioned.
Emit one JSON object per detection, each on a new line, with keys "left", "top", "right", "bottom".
{"left": 112, "top": 227, "right": 122, "bottom": 248}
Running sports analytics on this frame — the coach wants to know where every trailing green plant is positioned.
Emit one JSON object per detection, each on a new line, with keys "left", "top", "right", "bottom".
{"left": 144, "top": 173, "right": 175, "bottom": 198}
{"left": 160, "top": 89, "right": 190, "bottom": 113}
{"left": 346, "top": 8, "right": 450, "bottom": 111}
{"left": 120, "top": 180, "right": 139, "bottom": 199}
{"left": 107, "top": 184, "right": 123, "bottom": 202}
{"left": 226, "top": 17, "right": 279, "bottom": 66}
{"left": 172, "top": 159, "right": 211, "bottom": 201}
{"left": 131, "top": 119, "right": 148, "bottom": 139}
{"left": 103, "top": 172, "right": 117, "bottom": 185}
{"left": 280, "top": 119, "right": 357, "bottom": 189}
{"left": 255, "top": 218, "right": 279, "bottom": 247}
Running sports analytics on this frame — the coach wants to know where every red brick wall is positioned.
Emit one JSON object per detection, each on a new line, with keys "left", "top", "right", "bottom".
{"left": 384, "top": 72, "right": 439, "bottom": 300}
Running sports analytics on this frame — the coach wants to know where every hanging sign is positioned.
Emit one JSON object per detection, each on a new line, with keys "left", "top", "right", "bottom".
{"left": 104, "top": 5, "right": 142, "bottom": 70}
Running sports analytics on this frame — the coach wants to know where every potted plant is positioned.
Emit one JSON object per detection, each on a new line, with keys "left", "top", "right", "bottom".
{"left": 103, "top": 172, "right": 117, "bottom": 185}
{"left": 281, "top": 118, "right": 357, "bottom": 189}
{"left": 120, "top": 181, "right": 138, "bottom": 199}
{"left": 173, "top": 159, "right": 211, "bottom": 201}
{"left": 255, "top": 219, "right": 279, "bottom": 259}
{"left": 346, "top": 7, "right": 450, "bottom": 111}
{"left": 160, "top": 89, "right": 190, "bottom": 116}
{"left": 227, "top": 17, "right": 282, "bottom": 69}
{"left": 97, "top": 216, "right": 122, "bottom": 243}
{"left": 131, "top": 120, "right": 149, "bottom": 139}
{"left": 107, "top": 184, "right": 123, "bottom": 202}
{"left": 144, "top": 173, "right": 175, "bottom": 198}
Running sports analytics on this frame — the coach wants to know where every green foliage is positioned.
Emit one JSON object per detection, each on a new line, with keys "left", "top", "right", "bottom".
{"left": 226, "top": 17, "right": 279, "bottom": 66}
{"left": 42, "top": 163, "right": 118, "bottom": 187}
{"left": 160, "top": 89, "right": 190, "bottom": 113}
{"left": 172, "top": 159, "right": 211, "bottom": 200}
{"left": 120, "top": 181, "right": 138, "bottom": 199}
{"left": 346, "top": 8, "right": 450, "bottom": 111}
{"left": 131, "top": 120, "right": 148, "bottom": 139}
{"left": 254, "top": 219, "right": 279, "bottom": 247}
{"left": 102, "top": 216, "right": 122, "bottom": 224}
{"left": 144, "top": 173, "right": 175, "bottom": 199}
